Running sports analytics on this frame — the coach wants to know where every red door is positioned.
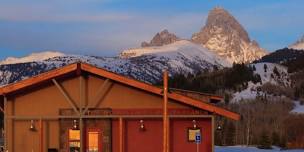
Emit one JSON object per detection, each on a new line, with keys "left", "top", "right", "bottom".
{"left": 86, "top": 128, "right": 102, "bottom": 152}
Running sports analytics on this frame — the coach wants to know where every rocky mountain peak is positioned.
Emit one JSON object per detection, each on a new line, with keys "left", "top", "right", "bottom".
{"left": 141, "top": 29, "right": 180, "bottom": 47}
{"left": 191, "top": 7, "right": 267, "bottom": 63}
{"left": 289, "top": 35, "right": 304, "bottom": 50}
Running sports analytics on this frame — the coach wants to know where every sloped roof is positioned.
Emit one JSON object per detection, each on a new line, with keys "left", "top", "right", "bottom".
{"left": 0, "top": 62, "right": 240, "bottom": 120}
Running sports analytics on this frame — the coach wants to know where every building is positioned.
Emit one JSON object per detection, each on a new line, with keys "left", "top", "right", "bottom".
{"left": 0, "top": 63, "right": 239, "bottom": 152}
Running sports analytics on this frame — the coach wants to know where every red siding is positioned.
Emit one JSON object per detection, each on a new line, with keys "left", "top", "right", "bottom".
{"left": 170, "top": 118, "right": 212, "bottom": 152}
{"left": 112, "top": 118, "right": 212, "bottom": 152}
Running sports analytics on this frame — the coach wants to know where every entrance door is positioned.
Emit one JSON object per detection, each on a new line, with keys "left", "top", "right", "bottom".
{"left": 86, "top": 129, "right": 102, "bottom": 152}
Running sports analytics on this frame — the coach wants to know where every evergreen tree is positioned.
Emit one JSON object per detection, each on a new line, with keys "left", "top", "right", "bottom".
{"left": 264, "top": 64, "right": 268, "bottom": 73}
{"left": 273, "top": 66, "right": 280, "bottom": 77}
{"left": 271, "top": 132, "right": 280, "bottom": 146}
{"left": 258, "top": 130, "right": 272, "bottom": 149}
{"left": 224, "top": 93, "right": 230, "bottom": 105}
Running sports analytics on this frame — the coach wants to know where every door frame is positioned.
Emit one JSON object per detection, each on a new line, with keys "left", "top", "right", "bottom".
{"left": 85, "top": 128, "right": 103, "bottom": 152}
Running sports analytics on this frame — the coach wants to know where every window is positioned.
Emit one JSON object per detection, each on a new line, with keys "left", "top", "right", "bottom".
{"left": 69, "top": 129, "right": 80, "bottom": 152}
{"left": 88, "top": 131, "right": 99, "bottom": 152}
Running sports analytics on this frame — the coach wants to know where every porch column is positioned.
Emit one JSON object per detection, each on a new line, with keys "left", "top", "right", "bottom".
{"left": 4, "top": 96, "right": 7, "bottom": 151}
{"left": 39, "top": 119, "right": 44, "bottom": 152}
{"left": 119, "top": 117, "right": 124, "bottom": 152}
{"left": 80, "top": 118, "right": 84, "bottom": 152}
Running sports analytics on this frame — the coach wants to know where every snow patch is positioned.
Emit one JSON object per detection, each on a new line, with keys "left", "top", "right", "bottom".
{"left": 215, "top": 146, "right": 304, "bottom": 152}
{"left": 291, "top": 101, "right": 304, "bottom": 114}
{"left": 231, "top": 62, "right": 290, "bottom": 102}
{"left": 0, "top": 51, "right": 65, "bottom": 65}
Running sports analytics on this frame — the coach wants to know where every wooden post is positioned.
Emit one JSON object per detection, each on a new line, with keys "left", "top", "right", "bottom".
{"left": 80, "top": 76, "right": 85, "bottom": 152}
{"left": 80, "top": 118, "right": 83, "bottom": 152}
{"left": 212, "top": 116, "right": 215, "bottom": 152}
{"left": 163, "top": 70, "right": 169, "bottom": 152}
{"left": 39, "top": 119, "right": 43, "bottom": 152}
{"left": 4, "top": 96, "right": 7, "bottom": 151}
{"left": 119, "top": 117, "right": 124, "bottom": 152}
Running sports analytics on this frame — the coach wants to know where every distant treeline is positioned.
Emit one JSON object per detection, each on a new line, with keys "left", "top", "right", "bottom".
{"left": 161, "top": 63, "right": 261, "bottom": 95}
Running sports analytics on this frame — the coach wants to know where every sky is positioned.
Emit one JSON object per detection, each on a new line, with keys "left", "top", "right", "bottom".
{"left": 0, "top": 0, "right": 304, "bottom": 60}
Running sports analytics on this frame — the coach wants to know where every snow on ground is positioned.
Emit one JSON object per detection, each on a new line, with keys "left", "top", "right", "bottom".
{"left": 232, "top": 82, "right": 259, "bottom": 102}
{"left": 216, "top": 146, "right": 304, "bottom": 152}
{"left": 291, "top": 101, "right": 304, "bottom": 114}
{"left": 0, "top": 51, "right": 65, "bottom": 65}
{"left": 231, "top": 62, "right": 290, "bottom": 102}
{"left": 253, "top": 63, "right": 290, "bottom": 86}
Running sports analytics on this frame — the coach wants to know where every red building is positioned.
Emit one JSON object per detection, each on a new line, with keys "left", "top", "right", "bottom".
{"left": 0, "top": 63, "right": 239, "bottom": 152}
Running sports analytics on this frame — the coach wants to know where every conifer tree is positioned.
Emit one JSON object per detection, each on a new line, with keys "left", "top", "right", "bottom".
{"left": 258, "top": 130, "right": 272, "bottom": 149}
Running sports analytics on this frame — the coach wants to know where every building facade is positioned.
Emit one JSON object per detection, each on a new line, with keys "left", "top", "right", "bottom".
{"left": 0, "top": 63, "right": 239, "bottom": 152}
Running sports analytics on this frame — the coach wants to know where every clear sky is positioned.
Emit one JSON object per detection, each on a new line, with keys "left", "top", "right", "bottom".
{"left": 0, "top": 0, "right": 303, "bottom": 60}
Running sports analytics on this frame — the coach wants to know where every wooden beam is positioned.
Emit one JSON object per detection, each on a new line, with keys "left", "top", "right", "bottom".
{"left": 0, "top": 63, "right": 77, "bottom": 95}
{"left": 163, "top": 70, "right": 169, "bottom": 152}
{"left": 0, "top": 62, "right": 240, "bottom": 121}
{"left": 7, "top": 114, "right": 213, "bottom": 120}
{"left": 212, "top": 116, "right": 215, "bottom": 152}
{"left": 80, "top": 63, "right": 240, "bottom": 120}
{"left": 4, "top": 96, "right": 7, "bottom": 151}
{"left": 168, "top": 93, "right": 240, "bottom": 120}
{"left": 52, "top": 79, "right": 80, "bottom": 115}
{"left": 80, "top": 118, "right": 84, "bottom": 152}
{"left": 79, "top": 76, "right": 85, "bottom": 114}
{"left": 82, "top": 79, "right": 112, "bottom": 114}
{"left": 81, "top": 63, "right": 161, "bottom": 95}
{"left": 119, "top": 117, "right": 124, "bottom": 152}
{"left": 39, "top": 119, "right": 43, "bottom": 152}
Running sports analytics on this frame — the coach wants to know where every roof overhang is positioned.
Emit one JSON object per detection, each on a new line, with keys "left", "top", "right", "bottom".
{"left": 0, "top": 62, "right": 240, "bottom": 120}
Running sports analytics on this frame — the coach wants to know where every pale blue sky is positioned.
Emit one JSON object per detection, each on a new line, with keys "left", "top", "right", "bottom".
{"left": 0, "top": 0, "right": 303, "bottom": 59}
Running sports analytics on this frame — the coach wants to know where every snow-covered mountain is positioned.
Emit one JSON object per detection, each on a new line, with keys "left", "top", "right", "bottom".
{"left": 0, "top": 51, "right": 65, "bottom": 65}
{"left": 191, "top": 7, "right": 267, "bottom": 64}
{"left": 289, "top": 35, "right": 304, "bottom": 50}
{"left": 0, "top": 45, "right": 228, "bottom": 86}
{"left": 120, "top": 40, "right": 231, "bottom": 67}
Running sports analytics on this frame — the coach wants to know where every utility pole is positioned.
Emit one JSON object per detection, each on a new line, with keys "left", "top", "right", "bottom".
{"left": 163, "top": 70, "right": 169, "bottom": 152}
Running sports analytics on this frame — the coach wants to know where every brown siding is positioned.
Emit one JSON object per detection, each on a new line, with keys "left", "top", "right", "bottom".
{"left": 5, "top": 74, "right": 193, "bottom": 152}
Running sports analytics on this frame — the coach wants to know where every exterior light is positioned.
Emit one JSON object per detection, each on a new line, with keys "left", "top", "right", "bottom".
{"left": 139, "top": 120, "right": 146, "bottom": 131}
{"left": 73, "top": 120, "right": 78, "bottom": 130}
{"left": 217, "top": 124, "right": 222, "bottom": 131}
{"left": 29, "top": 120, "right": 36, "bottom": 131}
{"left": 192, "top": 120, "right": 197, "bottom": 129}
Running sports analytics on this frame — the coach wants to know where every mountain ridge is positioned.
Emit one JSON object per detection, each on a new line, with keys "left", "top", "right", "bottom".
{"left": 191, "top": 7, "right": 267, "bottom": 63}
{"left": 0, "top": 51, "right": 65, "bottom": 65}
{"left": 289, "top": 35, "right": 304, "bottom": 50}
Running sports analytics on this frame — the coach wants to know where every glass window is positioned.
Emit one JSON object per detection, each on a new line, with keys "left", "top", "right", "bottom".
{"left": 69, "top": 129, "right": 80, "bottom": 152}
{"left": 88, "top": 131, "right": 99, "bottom": 152}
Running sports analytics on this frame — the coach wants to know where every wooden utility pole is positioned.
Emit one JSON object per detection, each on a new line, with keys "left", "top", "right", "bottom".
{"left": 163, "top": 70, "right": 169, "bottom": 152}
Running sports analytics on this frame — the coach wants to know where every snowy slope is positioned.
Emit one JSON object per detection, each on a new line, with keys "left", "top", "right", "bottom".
{"left": 119, "top": 40, "right": 231, "bottom": 67}
{"left": 232, "top": 63, "right": 290, "bottom": 102}
{"left": 215, "top": 146, "right": 304, "bottom": 152}
{"left": 0, "top": 51, "right": 65, "bottom": 65}
{"left": 253, "top": 63, "right": 290, "bottom": 85}
{"left": 291, "top": 101, "right": 304, "bottom": 114}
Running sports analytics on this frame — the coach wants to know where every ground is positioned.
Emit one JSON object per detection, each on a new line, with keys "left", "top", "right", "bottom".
{"left": 215, "top": 146, "right": 304, "bottom": 152}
